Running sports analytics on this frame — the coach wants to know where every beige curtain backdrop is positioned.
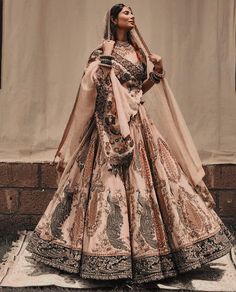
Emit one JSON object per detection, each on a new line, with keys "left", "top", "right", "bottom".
{"left": 0, "top": 0, "right": 235, "bottom": 164}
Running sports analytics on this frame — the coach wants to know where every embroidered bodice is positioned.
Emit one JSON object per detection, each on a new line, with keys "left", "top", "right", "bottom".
{"left": 111, "top": 40, "right": 147, "bottom": 96}
{"left": 87, "top": 40, "right": 147, "bottom": 95}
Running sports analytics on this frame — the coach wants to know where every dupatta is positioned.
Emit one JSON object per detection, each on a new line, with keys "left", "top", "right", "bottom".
{"left": 51, "top": 12, "right": 215, "bottom": 208}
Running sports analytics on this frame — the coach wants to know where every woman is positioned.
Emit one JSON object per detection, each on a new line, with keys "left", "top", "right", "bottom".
{"left": 26, "top": 3, "right": 234, "bottom": 284}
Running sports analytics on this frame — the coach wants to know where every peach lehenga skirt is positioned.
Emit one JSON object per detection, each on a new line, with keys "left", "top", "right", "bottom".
{"left": 26, "top": 103, "right": 234, "bottom": 283}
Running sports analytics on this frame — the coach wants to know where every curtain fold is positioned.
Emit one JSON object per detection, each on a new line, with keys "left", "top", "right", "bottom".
{"left": 0, "top": 0, "right": 235, "bottom": 164}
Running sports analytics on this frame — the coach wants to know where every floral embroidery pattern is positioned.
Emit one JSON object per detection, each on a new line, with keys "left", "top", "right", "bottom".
{"left": 25, "top": 44, "right": 234, "bottom": 284}
{"left": 26, "top": 222, "right": 234, "bottom": 283}
{"left": 94, "top": 65, "right": 134, "bottom": 172}
{"left": 157, "top": 137, "right": 181, "bottom": 183}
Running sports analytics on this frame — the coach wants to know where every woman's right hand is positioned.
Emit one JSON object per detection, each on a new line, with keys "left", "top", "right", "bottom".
{"left": 102, "top": 39, "right": 115, "bottom": 55}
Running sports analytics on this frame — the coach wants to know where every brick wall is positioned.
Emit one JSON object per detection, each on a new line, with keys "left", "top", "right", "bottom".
{"left": 0, "top": 162, "right": 235, "bottom": 236}
{"left": 0, "top": 163, "right": 57, "bottom": 236}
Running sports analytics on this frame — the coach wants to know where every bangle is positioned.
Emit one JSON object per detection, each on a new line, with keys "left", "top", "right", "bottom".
{"left": 100, "top": 58, "right": 112, "bottom": 65}
{"left": 149, "top": 71, "right": 161, "bottom": 84}
{"left": 154, "top": 69, "right": 166, "bottom": 78}
{"left": 99, "top": 63, "right": 112, "bottom": 69}
{"left": 100, "top": 55, "right": 114, "bottom": 60}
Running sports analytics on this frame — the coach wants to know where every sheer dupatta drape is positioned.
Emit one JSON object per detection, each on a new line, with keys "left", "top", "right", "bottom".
{"left": 51, "top": 14, "right": 215, "bottom": 208}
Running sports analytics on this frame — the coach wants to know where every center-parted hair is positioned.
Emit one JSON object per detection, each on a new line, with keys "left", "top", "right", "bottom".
{"left": 103, "top": 3, "right": 145, "bottom": 64}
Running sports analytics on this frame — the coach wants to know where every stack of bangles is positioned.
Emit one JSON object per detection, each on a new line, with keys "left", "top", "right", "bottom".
{"left": 99, "top": 55, "right": 114, "bottom": 69}
{"left": 149, "top": 69, "right": 166, "bottom": 84}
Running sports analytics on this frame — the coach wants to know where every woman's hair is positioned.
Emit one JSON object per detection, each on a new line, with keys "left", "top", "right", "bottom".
{"left": 104, "top": 3, "right": 132, "bottom": 42}
{"left": 103, "top": 3, "right": 145, "bottom": 63}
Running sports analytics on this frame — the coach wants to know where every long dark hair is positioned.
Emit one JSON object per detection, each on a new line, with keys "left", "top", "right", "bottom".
{"left": 103, "top": 3, "right": 145, "bottom": 63}
{"left": 104, "top": 3, "right": 132, "bottom": 42}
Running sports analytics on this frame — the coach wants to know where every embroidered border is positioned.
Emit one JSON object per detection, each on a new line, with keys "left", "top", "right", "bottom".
{"left": 112, "top": 51, "right": 146, "bottom": 82}
{"left": 26, "top": 222, "right": 234, "bottom": 283}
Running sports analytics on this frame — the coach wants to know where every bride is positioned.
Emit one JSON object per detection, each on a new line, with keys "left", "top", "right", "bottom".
{"left": 25, "top": 3, "right": 234, "bottom": 284}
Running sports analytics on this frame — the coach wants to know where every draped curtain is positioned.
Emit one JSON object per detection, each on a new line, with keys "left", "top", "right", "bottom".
{"left": 0, "top": 0, "right": 235, "bottom": 164}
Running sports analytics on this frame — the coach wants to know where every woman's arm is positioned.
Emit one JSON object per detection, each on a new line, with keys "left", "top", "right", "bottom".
{"left": 94, "top": 40, "right": 115, "bottom": 79}
{"left": 142, "top": 78, "right": 155, "bottom": 95}
{"left": 141, "top": 53, "right": 165, "bottom": 95}
{"left": 142, "top": 67, "right": 165, "bottom": 94}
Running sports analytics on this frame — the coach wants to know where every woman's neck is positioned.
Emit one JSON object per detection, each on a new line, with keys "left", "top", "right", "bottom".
{"left": 116, "top": 29, "right": 128, "bottom": 41}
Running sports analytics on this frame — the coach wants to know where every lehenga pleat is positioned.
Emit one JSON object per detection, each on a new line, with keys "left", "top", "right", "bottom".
{"left": 26, "top": 103, "right": 234, "bottom": 283}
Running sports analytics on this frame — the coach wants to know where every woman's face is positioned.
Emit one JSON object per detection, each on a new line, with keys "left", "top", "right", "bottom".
{"left": 113, "top": 6, "right": 135, "bottom": 30}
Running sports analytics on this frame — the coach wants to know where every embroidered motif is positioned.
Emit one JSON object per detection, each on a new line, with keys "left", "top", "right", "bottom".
{"left": 69, "top": 200, "right": 85, "bottom": 247}
{"left": 149, "top": 194, "right": 170, "bottom": 251}
{"left": 26, "top": 230, "right": 82, "bottom": 273}
{"left": 133, "top": 222, "right": 234, "bottom": 283}
{"left": 112, "top": 51, "right": 146, "bottom": 83}
{"left": 50, "top": 183, "right": 75, "bottom": 241}
{"left": 157, "top": 137, "right": 181, "bottom": 183}
{"left": 106, "top": 192, "right": 128, "bottom": 250}
{"left": 81, "top": 254, "right": 132, "bottom": 279}
{"left": 94, "top": 66, "right": 135, "bottom": 168}
{"left": 177, "top": 186, "right": 213, "bottom": 234}
{"left": 114, "top": 40, "right": 135, "bottom": 57}
{"left": 76, "top": 128, "right": 98, "bottom": 173}
{"left": 112, "top": 62, "right": 132, "bottom": 84}
{"left": 137, "top": 194, "right": 157, "bottom": 249}
{"left": 26, "top": 223, "right": 234, "bottom": 283}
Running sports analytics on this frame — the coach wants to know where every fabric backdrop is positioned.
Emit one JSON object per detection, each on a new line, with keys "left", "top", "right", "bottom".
{"left": 0, "top": 0, "right": 235, "bottom": 164}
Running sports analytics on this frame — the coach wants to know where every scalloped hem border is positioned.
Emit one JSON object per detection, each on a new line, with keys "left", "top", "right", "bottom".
{"left": 28, "top": 245, "right": 233, "bottom": 284}
{"left": 25, "top": 224, "right": 235, "bottom": 284}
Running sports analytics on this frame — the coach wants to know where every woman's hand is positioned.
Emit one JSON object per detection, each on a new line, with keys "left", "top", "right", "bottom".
{"left": 102, "top": 39, "right": 115, "bottom": 55}
{"left": 148, "top": 53, "right": 164, "bottom": 74}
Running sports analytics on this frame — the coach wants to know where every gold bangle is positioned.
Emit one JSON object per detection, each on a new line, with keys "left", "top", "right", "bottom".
{"left": 154, "top": 69, "right": 166, "bottom": 78}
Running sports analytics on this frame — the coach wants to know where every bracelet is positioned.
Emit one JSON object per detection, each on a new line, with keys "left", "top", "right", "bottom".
{"left": 100, "top": 55, "right": 114, "bottom": 60}
{"left": 149, "top": 71, "right": 161, "bottom": 84}
{"left": 101, "top": 58, "right": 112, "bottom": 64}
{"left": 154, "top": 69, "right": 166, "bottom": 78}
{"left": 99, "top": 62, "right": 112, "bottom": 69}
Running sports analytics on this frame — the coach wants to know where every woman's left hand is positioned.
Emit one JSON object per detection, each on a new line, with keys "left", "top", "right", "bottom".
{"left": 148, "top": 53, "right": 164, "bottom": 73}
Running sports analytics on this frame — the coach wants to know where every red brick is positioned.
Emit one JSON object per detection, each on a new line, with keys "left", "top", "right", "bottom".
{"left": 220, "top": 165, "right": 236, "bottom": 189}
{"left": 0, "top": 189, "right": 19, "bottom": 214}
{"left": 41, "top": 163, "right": 58, "bottom": 189}
{"left": 203, "top": 164, "right": 236, "bottom": 189}
{"left": 18, "top": 189, "right": 54, "bottom": 215}
{"left": 0, "top": 163, "right": 38, "bottom": 188}
{"left": 218, "top": 190, "right": 236, "bottom": 217}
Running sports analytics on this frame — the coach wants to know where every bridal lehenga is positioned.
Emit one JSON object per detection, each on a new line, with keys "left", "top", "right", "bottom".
{"left": 26, "top": 40, "right": 234, "bottom": 284}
